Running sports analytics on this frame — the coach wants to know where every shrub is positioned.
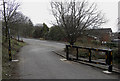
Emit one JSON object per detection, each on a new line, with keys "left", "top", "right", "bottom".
{"left": 91, "top": 40, "right": 100, "bottom": 45}
{"left": 106, "top": 42, "right": 117, "bottom": 48}
{"left": 112, "top": 49, "right": 120, "bottom": 64}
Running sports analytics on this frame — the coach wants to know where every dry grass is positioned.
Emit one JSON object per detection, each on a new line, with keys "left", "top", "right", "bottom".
{"left": 2, "top": 37, "right": 26, "bottom": 79}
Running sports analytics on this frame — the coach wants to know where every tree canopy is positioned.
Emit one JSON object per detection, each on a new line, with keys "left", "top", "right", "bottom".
{"left": 47, "top": 26, "right": 65, "bottom": 41}
{"left": 51, "top": 0, "right": 106, "bottom": 45}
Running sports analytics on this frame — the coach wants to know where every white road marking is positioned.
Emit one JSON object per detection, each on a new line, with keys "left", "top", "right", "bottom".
{"left": 103, "top": 71, "right": 112, "bottom": 74}
{"left": 60, "top": 59, "right": 67, "bottom": 61}
{"left": 12, "top": 60, "right": 19, "bottom": 62}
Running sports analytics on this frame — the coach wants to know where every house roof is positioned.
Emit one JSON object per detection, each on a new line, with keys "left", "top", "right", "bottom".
{"left": 84, "top": 28, "right": 112, "bottom": 34}
{"left": 83, "top": 28, "right": 112, "bottom": 40}
{"left": 88, "top": 28, "right": 112, "bottom": 33}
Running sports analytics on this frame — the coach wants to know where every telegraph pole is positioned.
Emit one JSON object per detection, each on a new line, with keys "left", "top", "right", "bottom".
{"left": 3, "top": 0, "right": 12, "bottom": 61}
{"left": 3, "top": 0, "right": 7, "bottom": 40}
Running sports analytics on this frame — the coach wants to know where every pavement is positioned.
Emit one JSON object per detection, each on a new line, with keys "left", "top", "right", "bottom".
{"left": 17, "top": 38, "right": 119, "bottom": 79}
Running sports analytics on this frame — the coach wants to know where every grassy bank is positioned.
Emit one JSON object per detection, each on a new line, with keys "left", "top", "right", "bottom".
{"left": 2, "top": 37, "right": 26, "bottom": 79}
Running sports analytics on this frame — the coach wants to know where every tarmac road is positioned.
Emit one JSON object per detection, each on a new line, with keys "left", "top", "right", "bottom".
{"left": 18, "top": 38, "right": 118, "bottom": 79}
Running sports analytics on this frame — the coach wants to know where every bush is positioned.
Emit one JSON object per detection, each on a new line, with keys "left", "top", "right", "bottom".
{"left": 46, "top": 26, "right": 65, "bottom": 41}
{"left": 91, "top": 40, "right": 100, "bottom": 45}
{"left": 112, "top": 49, "right": 120, "bottom": 64}
{"left": 106, "top": 42, "right": 117, "bottom": 48}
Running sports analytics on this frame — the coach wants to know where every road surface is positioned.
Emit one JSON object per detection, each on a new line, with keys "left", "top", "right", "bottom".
{"left": 18, "top": 38, "right": 118, "bottom": 79}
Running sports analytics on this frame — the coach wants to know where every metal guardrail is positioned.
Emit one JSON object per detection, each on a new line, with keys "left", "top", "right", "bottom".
{"left": 66, "top": 45, "right": 113, "bottom": 72}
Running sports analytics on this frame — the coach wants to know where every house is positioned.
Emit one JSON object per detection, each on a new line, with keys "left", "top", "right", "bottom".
{"left": 83, "top": 28, "right": 112, "bottom": 43}
{"left": 111, "top": 31, "right": 120, "bottom": 44}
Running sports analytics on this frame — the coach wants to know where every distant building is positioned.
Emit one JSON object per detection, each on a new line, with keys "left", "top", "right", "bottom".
{"left": 83, "top": 28, "right": 112, "bottom": 42}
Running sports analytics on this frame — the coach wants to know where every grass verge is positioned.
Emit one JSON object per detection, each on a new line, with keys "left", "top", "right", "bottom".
{"left": 2, "top": 37, "right": 26, "bottom": 79}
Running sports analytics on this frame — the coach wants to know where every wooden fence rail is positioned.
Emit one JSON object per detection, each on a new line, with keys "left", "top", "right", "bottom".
{"left": 66, "top": 45, "right": 113, "bottom": 72}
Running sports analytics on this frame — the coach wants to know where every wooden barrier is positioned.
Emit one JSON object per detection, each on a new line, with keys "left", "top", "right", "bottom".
{"left": 66, "top": 45, "right": 113, "bottom": 72}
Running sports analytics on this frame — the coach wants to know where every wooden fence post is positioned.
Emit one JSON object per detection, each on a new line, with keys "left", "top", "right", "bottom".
{"left": 66, "top": 45, "right": 69, "bottom": 60}
{"left": 89, "top": 49, "right": 91, "bottom": 62}
{"left": 76, "top": 48, "right": 78, "bottom": 60}
{"left": 108, "top": 51, "right": 112, "bottom": 72}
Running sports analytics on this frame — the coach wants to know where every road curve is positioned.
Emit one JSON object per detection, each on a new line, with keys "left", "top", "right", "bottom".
{"left": 17, "top": 38, "right": 118, "bottom": 79}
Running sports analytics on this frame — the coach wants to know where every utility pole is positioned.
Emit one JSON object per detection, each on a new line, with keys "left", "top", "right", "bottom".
{"left": 3, "top": 0, "right": 12, "bottom": 61}
{"left": 3, "top": 0, "right": 7, "bottom": 40}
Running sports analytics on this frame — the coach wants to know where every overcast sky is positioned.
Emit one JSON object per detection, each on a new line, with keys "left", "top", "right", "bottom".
{"left": 19, "top": 0, "right": 119, "bottom": 32}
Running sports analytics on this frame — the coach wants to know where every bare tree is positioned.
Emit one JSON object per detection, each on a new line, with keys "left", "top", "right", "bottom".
{"left": 9, "top": 12, "right": 34, "bottom": 38}
{"left": 2, "top": 0, "right": 20, "bottom": 38}
{"left": 51, "top": 0, "right": 106, "bottom": 45}
{"left": 3, "top": 0, "right": 20, "bottom": 22}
